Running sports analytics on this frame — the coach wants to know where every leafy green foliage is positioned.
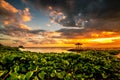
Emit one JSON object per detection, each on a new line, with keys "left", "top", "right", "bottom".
{"left": 0, "top": 46, "right": 120, "bottom": 79}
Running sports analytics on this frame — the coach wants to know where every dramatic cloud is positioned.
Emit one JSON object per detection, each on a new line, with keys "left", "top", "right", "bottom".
{"left": 24, "top": 0, "right": 120, "bottom": 28}
{"left": 0, "top": 34, "right": 10, "bottom": 40}
{"left": 57, "top": 28, "right": 120, "bottom": 39}
{"left": 42, "top": 31, "right": 62, "bottom": 38}
{"left": 0, "top": 0, "right": 18, "bottom": 16}
{"left": 30, "top": 29, "right": 45, "bottom": 34}
{"left": 0, "top": 0, "right": 50, "bottom": 46}
{"left": 19, "top": 8, "right": 32, "bottom": 22}
{"left": 0, "top": 0, "right": 33, "bottom": 37}
{"left": 1, "top": 0, "right": 120, "bottom": 47}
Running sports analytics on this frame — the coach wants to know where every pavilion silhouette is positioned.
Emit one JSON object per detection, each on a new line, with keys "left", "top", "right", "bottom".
{"left": 75, "top": 42, "right": 82, "bottom": 50}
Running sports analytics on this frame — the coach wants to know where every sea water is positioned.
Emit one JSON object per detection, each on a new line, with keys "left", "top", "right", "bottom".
{"left": 19, "top": 47, "right": 73, "bottom": 53}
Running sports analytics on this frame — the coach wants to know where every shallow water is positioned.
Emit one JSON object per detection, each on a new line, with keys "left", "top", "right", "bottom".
{"left": 19, "top": 47, "right": 73, "bottom": 53}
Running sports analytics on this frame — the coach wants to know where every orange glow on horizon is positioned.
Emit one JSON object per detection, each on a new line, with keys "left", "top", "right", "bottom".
{"left": 91, "top": 31, "right": 118, "bottom": 38}
{"left": 1, "top": 30, "right": 120, "bottom": 48}
{"left": 23, "top": 36, "right": 120, "bottom": 48}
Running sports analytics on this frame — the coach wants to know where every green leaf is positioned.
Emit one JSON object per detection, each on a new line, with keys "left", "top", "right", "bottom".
{"left": 18, "top": 74, "right": 26, "bottom": 80}
{"left": 40, "top": 67, "right": 46, "bottom": 71}
{"left": 102, "top": 73, "right": 108, "bottom": 79}
{"left": 41, "top": 58, "right": 47, "bottom": 63}
{"left": 14, "top": 66, "right": 19, "bottom": 73}
{"left": 89, "top": 74, "right": 93, "bottom": 78}
{"left": 56, "top": 71, "right": 66, "bottom": 79}
{"left": 76, "top": 74, "right": 82, "bottom": 78}
{"left": 81, "top": 78, "right": 85, "bottom": 80}
{"left": 52, "top": 69, "right": 56, "bottom": 73}
{"left": 25, "top": 71, "right": 34, "bottom": 80}
{"left": 38, "top": 71, "right": 46, "bottom": 80}
{"left": 9, "top": 72, "right": 18, "bottom": 80}
{"left": 21, "top": 67, "right": 26, "bottom": 73}
{"left": 65, "top": 74, "right": 71, "bottom": 80}
{"left": 63, "top": 60, "right": 69, "bottom": 65}
{"left": 50, "top": 72, "right": 55, "bottom": 77}
{"left": 34, "top": 66, "right": 39, "bottom": 72}
{"left": 34, "top": 76, "right": 39, "bottom": 80}
{"left": 0, "top": 70, "right": 8, "bottom": 77}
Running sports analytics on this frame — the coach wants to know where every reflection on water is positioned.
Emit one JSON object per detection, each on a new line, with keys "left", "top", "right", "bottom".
{"left": 19, "top": 47, "right": 73, "bottom": 53}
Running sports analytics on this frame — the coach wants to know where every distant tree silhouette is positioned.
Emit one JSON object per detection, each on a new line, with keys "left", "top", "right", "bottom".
{"left": 18, "top": 45, "right": 24, "bottom": 48}
{"left": 0, "top": 44, "right": 3, "bottom": 46}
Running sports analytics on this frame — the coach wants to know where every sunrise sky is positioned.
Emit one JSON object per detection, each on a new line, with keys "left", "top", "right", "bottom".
{"left": 0, "top": 0, "right": 120, "bottom": 48}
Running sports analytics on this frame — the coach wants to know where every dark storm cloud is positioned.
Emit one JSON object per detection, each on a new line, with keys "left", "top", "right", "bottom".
{"left": 0, "top": 26, "right": 46, "bottom": 37}
{"left": 56, "top": 28, "right": 90, "bottom": 39}
{"left": 24, "top": 0, "right": 120, "bottom": 27}
{"left": 30, "top": 29, "right": 45, "bottom": 34}
{"left": 56, "top": 19, "right": 120, "bottom": 39}
{"left": 0, "top": 27, "right": 28, "bottom": 37}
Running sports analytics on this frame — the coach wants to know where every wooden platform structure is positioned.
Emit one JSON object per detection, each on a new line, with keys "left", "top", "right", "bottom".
{"left": 68, "top": 42, "right": 83, "bottom": 52}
